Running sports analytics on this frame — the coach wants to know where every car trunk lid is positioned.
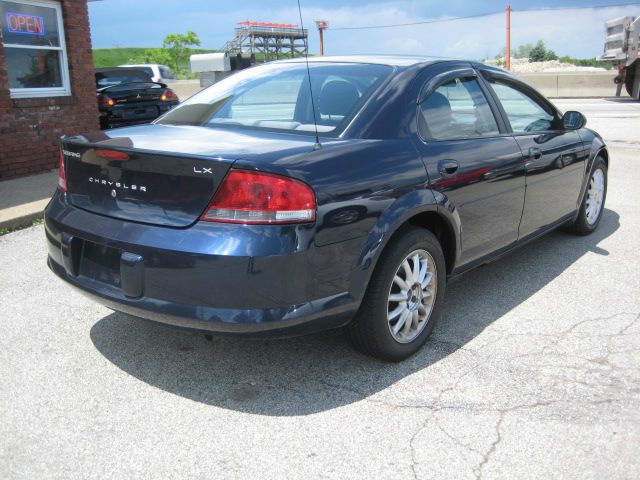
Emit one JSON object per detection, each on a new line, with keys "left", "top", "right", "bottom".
{"left": 61, "top": 124, "right": 320, "bottom": 228}
{"left": 63, "top": 144, "right": 233, "bottom": 228}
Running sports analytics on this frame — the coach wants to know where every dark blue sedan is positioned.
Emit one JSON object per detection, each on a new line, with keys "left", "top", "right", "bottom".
{"left": 45, "top": 56, "right": 608, "bottom": 361}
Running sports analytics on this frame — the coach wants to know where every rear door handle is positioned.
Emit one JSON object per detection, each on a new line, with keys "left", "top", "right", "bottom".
{"left": 528, "top": 147, "right": 542, "bottom": 159}
{"left": 438, "top": 160, "right": 459, "bottom": 177}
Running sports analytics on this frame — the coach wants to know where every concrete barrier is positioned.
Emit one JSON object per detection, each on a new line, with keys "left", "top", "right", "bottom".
{"left": 518, "top": 72, "right": 617, "bottom": 98}
{"left": 172, "top": 72, "right": 620, "bottom": 103}
{"left": 172, "top": 80, "right": 202, "bottom": 101}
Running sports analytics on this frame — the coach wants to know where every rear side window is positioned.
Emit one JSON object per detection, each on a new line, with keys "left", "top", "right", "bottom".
{"left": 419, "top": 77, "right": 499, "bottom": 140}
{"left": 488, "top": 80, "right": 555, "bottom": 133}
{"left": 159, "top": 66, "right": 175, "bottom": 79}
{"left": 137, "top": 67, "right": 154, "bottom": 77}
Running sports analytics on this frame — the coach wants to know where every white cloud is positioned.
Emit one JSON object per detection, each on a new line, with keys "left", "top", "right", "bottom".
{"left": 91, "top": 2, "right": 640, "bottom": 59}
{"left": 259, "top": 3, "right": 640, "bottom": 59}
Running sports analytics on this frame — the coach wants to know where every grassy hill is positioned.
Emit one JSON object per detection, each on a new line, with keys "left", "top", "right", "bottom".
{"left": 93, "top": 48, "right": 309, "bottom": 79}
{"left": 93, "top": 48, "right": 149, "bottom": 68}
{"left": 93, "top": 47, "right": 217, "bottom": 68}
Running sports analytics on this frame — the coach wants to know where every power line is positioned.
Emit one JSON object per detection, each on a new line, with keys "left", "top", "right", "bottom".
{"left": 329, "top": 2, "right": 640, "bottom": 31}
{"left": 517, "top": 2, "right": 640, "bottom": 11}
{"left": 330, "top": 11, "right": 501, "bottom": 31}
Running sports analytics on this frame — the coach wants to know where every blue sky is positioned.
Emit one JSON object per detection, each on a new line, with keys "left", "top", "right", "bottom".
{"left": 88, "top": 1, "right": 640, "bottom": 58}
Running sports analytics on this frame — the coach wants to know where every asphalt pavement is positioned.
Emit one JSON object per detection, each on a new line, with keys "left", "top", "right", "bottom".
{"left": 1, "top": 98, "right": 639, "bottom": 479}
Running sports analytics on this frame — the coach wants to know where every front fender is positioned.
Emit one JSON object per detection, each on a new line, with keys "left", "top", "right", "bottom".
{"left": 575, "top": 130, "right": 608, "bottom": 214}
{"left": 348, "top": 188, "right": 462, "bottom": 300}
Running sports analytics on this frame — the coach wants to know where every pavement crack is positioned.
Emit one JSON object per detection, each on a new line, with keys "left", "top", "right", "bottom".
{"left": 475, "top": 413, "right": 504, "bottom": 480}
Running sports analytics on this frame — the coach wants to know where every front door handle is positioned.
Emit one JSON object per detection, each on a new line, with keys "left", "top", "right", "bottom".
{"left": 528, "top": 147, "right": 542, "bottom": 159}
{"left": 438, "top": 160, "right": 459, "bottom": 177}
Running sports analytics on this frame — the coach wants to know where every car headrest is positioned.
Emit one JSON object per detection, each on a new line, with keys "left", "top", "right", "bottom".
{"left": 421, "top": 91, "right": 453, "bottom": 138}
{"left": 319, "top": 81, "right": 360, "bottom": 117}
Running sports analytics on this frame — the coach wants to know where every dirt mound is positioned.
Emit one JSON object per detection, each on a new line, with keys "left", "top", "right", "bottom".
{"left": 486, "top": 58, "right": 606, "bottom": 73}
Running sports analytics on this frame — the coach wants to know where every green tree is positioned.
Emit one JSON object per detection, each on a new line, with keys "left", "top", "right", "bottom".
{"left": 529, "top": 40, "right": 547, "bottom": 62}
{"left": 543, "top": 49, "right": 558, "bottom": 61}
{"left": 162, "top": 30, "right": 201, "bottom": 72}
{"left": 141, "top": 48, "right": 174, "bottom": 67}
{"left": 514, "top": 43, "right": 534, "bottom": 59}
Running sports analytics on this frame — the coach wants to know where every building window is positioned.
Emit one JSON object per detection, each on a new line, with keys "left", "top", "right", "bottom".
{"left": 0, "top": 0, "right": 70, "bottom": 98}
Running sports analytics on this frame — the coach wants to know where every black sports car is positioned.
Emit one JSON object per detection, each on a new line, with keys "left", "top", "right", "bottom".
{"left": 95, "top": 67, "right": 179, "bottom": 129}
{"left": 47, "top": 57, "right": 608, "bottom": 361}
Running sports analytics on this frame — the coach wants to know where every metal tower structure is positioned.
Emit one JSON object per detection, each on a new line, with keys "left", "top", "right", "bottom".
{"left": 221, "top": 21, "right": 308, "bottom": 62}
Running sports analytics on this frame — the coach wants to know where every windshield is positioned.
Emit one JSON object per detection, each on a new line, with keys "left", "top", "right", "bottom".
{"left": 156, "top": 62, "right": 392, "bottom": 135}
{"left": 95, "top": 70, "right": 152, "bottom": 88}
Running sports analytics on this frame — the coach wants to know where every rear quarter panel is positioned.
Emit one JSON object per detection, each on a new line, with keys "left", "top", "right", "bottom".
{"left": 234, "top": 138, "right": 440, "bottom": 301}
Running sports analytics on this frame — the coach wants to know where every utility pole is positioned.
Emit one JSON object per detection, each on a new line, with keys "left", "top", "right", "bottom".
{"left": 315, "top": 20, "right": 329, "bottom": 56}
{"left": 506, "top": 5, "right": 511, "bottom": 70}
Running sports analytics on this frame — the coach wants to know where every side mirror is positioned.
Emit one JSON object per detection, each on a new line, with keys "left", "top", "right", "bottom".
{"left": 563, "top": 111, "right": 586, "bottom": 130}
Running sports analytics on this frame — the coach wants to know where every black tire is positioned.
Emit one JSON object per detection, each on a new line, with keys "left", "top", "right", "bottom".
{"left": 570, "top": 157, "right": 607, "bottom": 236}
{"left": 624, "top": 72, "right": 636, "bottom": 97}
{"left": 347, "top": 227, "right": 447, "bottom": 362}
{"left": 625, "top": 69, "right": 636, "bottom": 98}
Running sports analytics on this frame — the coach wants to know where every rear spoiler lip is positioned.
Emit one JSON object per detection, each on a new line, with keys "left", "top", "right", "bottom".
{"left": 59, "top": 136, "right": 240, "bottom": 165}
{"left": 96, "top": 81, "right": 168, "bottom": 93}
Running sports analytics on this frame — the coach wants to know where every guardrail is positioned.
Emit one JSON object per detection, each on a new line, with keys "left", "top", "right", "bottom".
{"left": 518, "top": 71, "right": 618, "bottom": 98}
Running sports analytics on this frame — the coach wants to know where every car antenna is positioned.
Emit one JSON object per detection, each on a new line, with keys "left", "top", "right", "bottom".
{"left": 296, "top": 0, "right": 321, "bottom": 150}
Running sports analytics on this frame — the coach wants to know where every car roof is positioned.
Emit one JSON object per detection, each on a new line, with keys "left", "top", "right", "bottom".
{"left": 279, "top": 55, "right": 452, "bottom": 67}
{"left": 278, "top": 56, "right": 521, "bottom": 77}
{"left": 119, "top": 64, "right": 159, "bottom": 69}
{"left": 95, "top": 67, "right": 151, "bottom": 75}
{"left": 120, "top": 63, "right": 173, "bottom": 68}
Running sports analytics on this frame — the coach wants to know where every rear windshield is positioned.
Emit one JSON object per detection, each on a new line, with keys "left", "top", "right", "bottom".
{"left": 156, "top": 62, "right": 392, "bottom": 135}
{"left": 133, "top": 66, "right": 154, "bottom": 77}
{"left": 95, "top": 70, "right": 152, "bottom": 88}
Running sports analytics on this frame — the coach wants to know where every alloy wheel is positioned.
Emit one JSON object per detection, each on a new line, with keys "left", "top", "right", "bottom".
{"left": 586, "top": 168, "right": 605, "bottom": 225}
{"left": 387, "top": 249, "right": 438, "bottom": 343}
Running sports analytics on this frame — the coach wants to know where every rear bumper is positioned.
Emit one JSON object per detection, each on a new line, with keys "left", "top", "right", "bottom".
{"left": 44, "top": 191, "right": 361, "bottom": 336}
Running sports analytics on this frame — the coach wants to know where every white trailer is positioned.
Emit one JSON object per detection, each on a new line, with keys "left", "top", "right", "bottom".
{"left": 189, "top": 52, "right": 232, "bottom": 88}
{"left": 598, "top": 16, "right": 640, "bottom": 99}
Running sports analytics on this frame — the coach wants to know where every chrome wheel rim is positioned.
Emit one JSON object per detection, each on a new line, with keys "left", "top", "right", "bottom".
{"left": 387, "top": 249, "right": 437, "bottom": 344}
{"left": 586, "top": 168, "right": 605, "bottom": 225}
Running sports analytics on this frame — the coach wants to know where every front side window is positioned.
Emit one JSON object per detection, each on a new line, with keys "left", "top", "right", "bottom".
{"left": 488, "top": 80, "right": 556, "bottom": 133}
{"left": 157, "top": 62, "right": 391, "bottom": 135}
{"left": 0, "top": 0, "right": 70, "bottom": 97}
{"left": 419, "top": 77, "right": 499, "bottom": 140}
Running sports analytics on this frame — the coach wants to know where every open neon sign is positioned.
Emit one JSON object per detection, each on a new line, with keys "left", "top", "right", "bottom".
{"left": 5, "top": 12, "right": 45, "bottom": 36}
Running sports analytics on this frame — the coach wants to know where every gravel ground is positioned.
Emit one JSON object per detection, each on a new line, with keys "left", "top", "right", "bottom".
{"left": 0, "top": 99, "right": 639, "bottom": 479}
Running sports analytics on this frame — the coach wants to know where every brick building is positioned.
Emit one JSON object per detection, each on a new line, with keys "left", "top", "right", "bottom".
{"left": 0, "top": 0, "right": 99, "bottom": 180}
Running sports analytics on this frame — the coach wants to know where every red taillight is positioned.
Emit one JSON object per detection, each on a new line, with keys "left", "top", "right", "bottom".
{"left": 98, "top": 95, "right": 115, "bottom": 107}
{"left": 58, "top": 150, "right": 67, "bottom": 192}
{"left": 201, "top": 170, "right": 316, "bottom": 224}
{"left": 161, "top": 89, "right": 176, "bottom": 101}
{"left": 96, "top": 149, "right": 129, "bottom": 161}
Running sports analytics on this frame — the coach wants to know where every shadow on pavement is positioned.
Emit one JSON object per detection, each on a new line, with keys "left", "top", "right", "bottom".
{"left": 90, "top": 209, "right": 620, "bottom": 416}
